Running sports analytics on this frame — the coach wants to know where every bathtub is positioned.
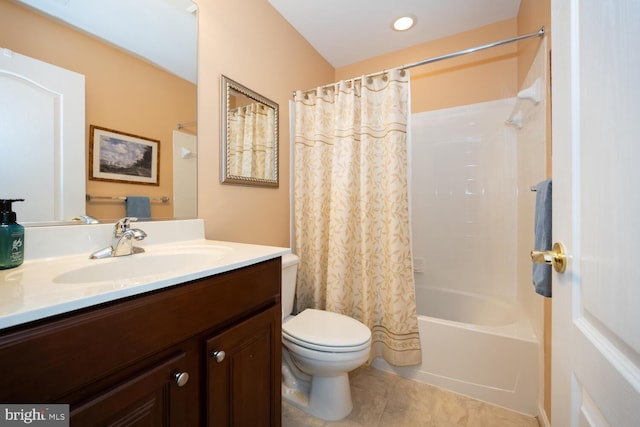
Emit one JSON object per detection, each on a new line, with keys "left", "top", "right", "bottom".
{"left": 371, "top": 286, "right": 539, "bottom": 415}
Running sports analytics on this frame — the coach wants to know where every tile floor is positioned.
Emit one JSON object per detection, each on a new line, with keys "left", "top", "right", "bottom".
{"left": 282, "top": 365, "right": 540, "bottom": 427}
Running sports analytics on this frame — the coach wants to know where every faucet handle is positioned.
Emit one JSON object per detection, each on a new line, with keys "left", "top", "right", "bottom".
{"left": 114, "top": 217, "right": 138, "bottom": 235}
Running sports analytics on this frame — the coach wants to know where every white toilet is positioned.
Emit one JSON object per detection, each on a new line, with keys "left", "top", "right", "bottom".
{"left": 281, "top": 253, "right": 372, "bottom": 421}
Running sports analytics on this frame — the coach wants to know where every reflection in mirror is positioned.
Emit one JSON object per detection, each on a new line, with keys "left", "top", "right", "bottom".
{"left": 221, "top": 75, "right": 279, "bottom": 187}
{"left": 0, "top": 0, "right": 197, "bottom": 225}
{"left": 0, "top": 48, "right": 85, "bottom": 224}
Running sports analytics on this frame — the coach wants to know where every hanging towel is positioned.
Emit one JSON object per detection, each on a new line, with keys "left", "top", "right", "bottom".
{"left": 532, "top": 179, "right": 552, "bottom": 297}
{"left": 125, "top": 196, "right": 151, "bottom": 220}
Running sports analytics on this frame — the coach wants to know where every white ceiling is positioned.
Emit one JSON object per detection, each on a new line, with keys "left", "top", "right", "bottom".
{"left": 268, "top": 0, "right": 523, "bottom": 67}
{"left": 16, "top": 0, "right": 522, "bottom": 83}
{"left": 15, "top": 0, "right": 198, "bottom": 83}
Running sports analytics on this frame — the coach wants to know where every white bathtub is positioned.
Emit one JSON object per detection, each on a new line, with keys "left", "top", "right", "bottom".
{"left": 372, "top": 286, "right": 539, "bottom": 415}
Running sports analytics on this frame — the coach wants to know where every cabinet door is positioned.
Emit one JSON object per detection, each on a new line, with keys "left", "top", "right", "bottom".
{"left": 70, "top": 352, "right": 191, "bottom": 426}
{"left": 206, "top": 306, "right": 281, "bottom": 427}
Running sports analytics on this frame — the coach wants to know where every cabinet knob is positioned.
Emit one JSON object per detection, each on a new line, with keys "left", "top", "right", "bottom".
{"left": 172, "top": 371, "right": 190, "bottom": 387}
{"left": 211, "top": 350, "right": 226, "bottom": 363}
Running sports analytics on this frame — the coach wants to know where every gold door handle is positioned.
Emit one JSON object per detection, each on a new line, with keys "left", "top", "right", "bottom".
{"left": 531, "top": 242, "right": 566, "bottom": 273}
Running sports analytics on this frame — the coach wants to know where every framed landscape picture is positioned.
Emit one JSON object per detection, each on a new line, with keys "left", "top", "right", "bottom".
{"left": 89, "top": 125, "right": 159, "bottom": 185}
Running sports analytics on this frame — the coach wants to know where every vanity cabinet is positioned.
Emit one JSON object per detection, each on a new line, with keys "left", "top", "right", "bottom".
{"left": 206, "top": 306, "right": 280, "bottom": 426}
{"left": 70, "top": 350, "right": 193, "bottom": 425}
{"left": 0, "top": 257, "right": 282, "bottom": 426}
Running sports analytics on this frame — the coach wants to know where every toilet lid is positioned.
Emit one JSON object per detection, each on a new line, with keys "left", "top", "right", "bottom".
{"left": 282, "top": 309, "right": 371, "bottom": 351}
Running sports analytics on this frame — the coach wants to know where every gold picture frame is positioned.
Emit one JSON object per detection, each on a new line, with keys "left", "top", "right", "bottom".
{"left": 89, "top": 125, "right": 160, "bottom": 185}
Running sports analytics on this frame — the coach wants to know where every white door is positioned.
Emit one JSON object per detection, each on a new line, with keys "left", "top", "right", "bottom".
{"left": 0, "top": 48, "right": 85, "bottom": 223}
{"left": 172, "top": 130, "right": 197, "bottom": 218}
{"left": 552, "top": 1, "right": 640, "bottom": 426}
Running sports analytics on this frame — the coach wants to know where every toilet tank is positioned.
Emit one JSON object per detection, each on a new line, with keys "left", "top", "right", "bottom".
{"left": 281, "top": 253, "right": 299, "bottom": 319}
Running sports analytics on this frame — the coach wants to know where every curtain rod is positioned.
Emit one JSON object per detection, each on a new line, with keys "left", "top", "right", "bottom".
{"left": 293, "top": 26, "right": 544, "bottom": 98}
{"left": 176, "top": 121, "right": 197, "bottom": 129}
{"left": 401, "top": 26, "right": 544, "bottom": 70}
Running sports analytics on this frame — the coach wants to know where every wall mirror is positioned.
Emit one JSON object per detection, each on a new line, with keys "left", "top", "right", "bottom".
{"left": 1, "top": 0, "right": 197, "bottom": 225}
{"left": 221, "top": 75, "right": 279, "bottom": 187}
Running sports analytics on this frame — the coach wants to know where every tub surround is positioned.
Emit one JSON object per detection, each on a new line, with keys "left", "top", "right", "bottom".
{"left": 411, "top": 99, "right": 518, "bottom": 299}
{"left": 404, "top": 99, "right": 541, "bottom": 416}
{"left": 0, "top": 219, "right": 290, "bottom": 328}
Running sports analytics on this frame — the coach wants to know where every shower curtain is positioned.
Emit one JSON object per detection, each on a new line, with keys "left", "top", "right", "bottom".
{"left": 227, "top": 103, "right": 275, "bottom": 179}
{"left": 293, "top": 69, "right": 421, "bottom": 366}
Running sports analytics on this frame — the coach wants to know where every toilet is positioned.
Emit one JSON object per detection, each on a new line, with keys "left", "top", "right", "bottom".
{"left": 281, "top": 253, "right": 372, "bottom": 421}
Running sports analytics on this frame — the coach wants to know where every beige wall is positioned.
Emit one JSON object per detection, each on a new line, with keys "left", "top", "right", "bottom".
{"left": 194, "top": 7, "right": 532, "bottom": 249}
{"left": 196, "top": 0, "right": 334, "bottom": 247}
{"left": 518, "top": 0, "right": 551, "bottom": 89}
{"left": 517, "top": 0, "right": 552, "bottom": 420}
{"left": 336, "top": 19, "right": 520, "bottom": 113}
{"left": 0, "top": 0, "right": 197, "bottom": 221}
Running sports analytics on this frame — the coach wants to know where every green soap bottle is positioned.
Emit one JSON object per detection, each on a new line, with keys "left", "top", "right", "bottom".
{"left": 0, "top": 199, "right": 25, "bottom": 270}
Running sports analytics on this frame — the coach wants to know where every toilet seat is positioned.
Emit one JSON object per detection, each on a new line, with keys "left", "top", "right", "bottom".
{"left": 283, "top": 309, "right": 371, "bottom": 353}
{"left": 283, "top": 333, "right": 371, "bottom": 353}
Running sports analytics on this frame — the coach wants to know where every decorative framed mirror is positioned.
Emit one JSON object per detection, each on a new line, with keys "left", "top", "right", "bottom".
{"left": 220, "top": 75, "right": 279, "bottom": 187}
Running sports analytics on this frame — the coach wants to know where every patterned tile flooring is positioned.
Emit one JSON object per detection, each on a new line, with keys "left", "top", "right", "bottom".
{"left": 282, "top": 365, "right": 540, "bottom": 427}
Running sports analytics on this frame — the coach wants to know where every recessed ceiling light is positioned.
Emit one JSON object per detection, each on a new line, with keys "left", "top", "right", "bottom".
{"left": 392, "top": 15, "right": 416, "bottom": 32}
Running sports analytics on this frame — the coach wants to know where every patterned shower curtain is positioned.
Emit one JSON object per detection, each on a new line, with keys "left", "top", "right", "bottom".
{"left": 228, "top": 103, "right": 275, "bottom": 179}
{"left": 293, "top": 68, "right": 421, "bottom": 366}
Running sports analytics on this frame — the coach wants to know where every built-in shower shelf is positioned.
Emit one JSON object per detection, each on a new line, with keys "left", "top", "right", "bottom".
{"left": 506, "top": 78, "right": 544, "bottom": 128}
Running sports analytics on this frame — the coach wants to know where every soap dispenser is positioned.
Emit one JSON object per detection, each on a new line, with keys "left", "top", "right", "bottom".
{"left": 0, "top": 199, "right": 25, "bottom": 270}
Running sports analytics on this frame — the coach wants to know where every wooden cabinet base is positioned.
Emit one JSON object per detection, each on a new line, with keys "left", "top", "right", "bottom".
{"left": 0, "top": 258, "right": 282, "bottom": 426}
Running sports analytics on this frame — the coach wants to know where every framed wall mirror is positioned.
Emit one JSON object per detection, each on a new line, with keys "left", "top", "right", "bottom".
{"left": 2, "top": 0, "right": 198, "bottom": 224}
{"left": 220, "top": 75, "right": 279, "bottom": 187}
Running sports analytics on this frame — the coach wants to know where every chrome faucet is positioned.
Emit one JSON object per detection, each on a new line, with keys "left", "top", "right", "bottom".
{"left": 71, "top": 215, "right": 100, "bottom": 224}
{"left": 90, "top": 217, "right": 147, "bottom": 259}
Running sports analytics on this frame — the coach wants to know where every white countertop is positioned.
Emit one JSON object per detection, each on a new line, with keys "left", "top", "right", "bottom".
{"left": 0, "top": 220, "right": 290, "bottom": 330}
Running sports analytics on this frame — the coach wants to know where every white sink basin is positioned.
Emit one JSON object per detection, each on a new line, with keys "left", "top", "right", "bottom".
{"left": 53, "top": 245, "right": 233, "bottom": 284}
{"left": 0, "top": 233, "right": 289, "bottom": 330}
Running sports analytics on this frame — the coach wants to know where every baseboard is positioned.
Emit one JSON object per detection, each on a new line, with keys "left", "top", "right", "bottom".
{"left": 537, "top": 404, "right": 551, "bottom": 427}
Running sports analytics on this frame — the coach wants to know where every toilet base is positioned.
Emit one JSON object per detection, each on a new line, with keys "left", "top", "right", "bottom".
{"left": 282, "top": 348, "right": 354, "bottom": 421}
{"left": 283, "top": 372, "right": 353, "bottom": 421}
